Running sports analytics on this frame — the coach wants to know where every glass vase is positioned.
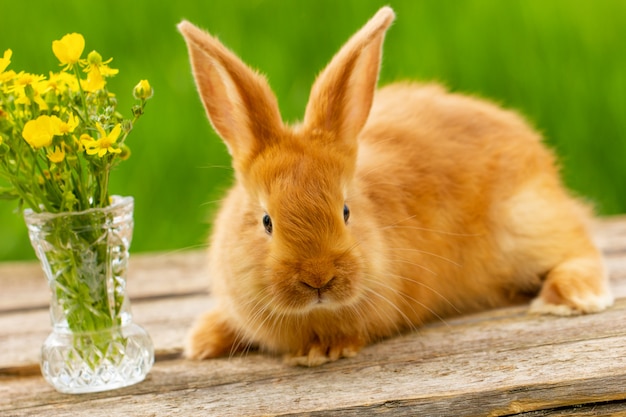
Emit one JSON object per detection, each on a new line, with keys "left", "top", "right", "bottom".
{"left": 24, "top": 196, "right": 154, "bottom": 394}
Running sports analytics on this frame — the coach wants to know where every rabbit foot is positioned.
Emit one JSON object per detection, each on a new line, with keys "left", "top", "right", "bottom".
{"left": 529, "top": 257, "right": 613, "bottom": 316}
{"left": 185, "top": 308, "right": 243, "bottom": 360}
{"left": 284, "top": 341, "right": 362, "bottom": 367}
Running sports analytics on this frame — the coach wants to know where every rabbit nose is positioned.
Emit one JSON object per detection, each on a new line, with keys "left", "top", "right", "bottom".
{"left": 300, "top": 274, "right": 335, "bottom": 291}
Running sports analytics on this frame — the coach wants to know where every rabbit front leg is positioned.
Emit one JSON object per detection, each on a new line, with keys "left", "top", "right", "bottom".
{"left": 185, "top": 307, "right": 250, "bottom": 360}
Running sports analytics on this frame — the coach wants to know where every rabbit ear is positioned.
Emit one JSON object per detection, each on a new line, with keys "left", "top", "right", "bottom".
{"left": 178, "top": 21, "right": 283, "bottom": 165}
{"left": 303, "top": 7, "right": 395, "bottom": 148}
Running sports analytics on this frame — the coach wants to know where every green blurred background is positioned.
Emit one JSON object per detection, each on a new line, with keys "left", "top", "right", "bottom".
{"left": 1, "top": 0, "right": 625, "bottom": 261}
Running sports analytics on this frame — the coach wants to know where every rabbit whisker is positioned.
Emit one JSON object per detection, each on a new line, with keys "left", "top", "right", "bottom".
{"left": 200, "top": 198, "right": 226, "bottom": 207}
{"left": 383, "top": 270, "right": 462, "bottom": 315}
{"left": 388, "top": 256, "right": 438, "bottom": 276}
{"left": 389, "top": 246, "right": 462, "bottom": 267}
{"left": 229, "top": 291, "right": 274, "bottom": 358}
{"left": 196, "top": 164, "right": 234, "bottom": 171}
{"left": 350, "top": 292, "right": 405, "bottom": 335}
{"left": 382, "top": 224, "right": 482, "bottom": 237}
{"left": 147, "top": 243, "right": 210, "bottom": 258}
{"left": 359, "top": 277, "right": 421, "bottom": 333}
{"left": 361, "top": 274, "right": 452, "bottom": 327}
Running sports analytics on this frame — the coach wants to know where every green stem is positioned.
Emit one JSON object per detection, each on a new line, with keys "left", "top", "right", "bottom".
{"left": 31, "top": 149, "right": 62, "bottom": 212}
{"left": 72, "top": 65, "right": 88, "bottom": 112}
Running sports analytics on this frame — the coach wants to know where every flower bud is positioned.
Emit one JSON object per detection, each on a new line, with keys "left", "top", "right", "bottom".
{"left": 131, "top": 104, "right": 144, "bottom": 118}
{"left": 44, "top": 90, "right": 58, "bottom": 108}
{"left": 119, "top": 144, "right": 131, "bottom": 161}
{"left": 24, "top": 84, "right": 36, "bottom": 100}
{"left": 133, "top": 79, "right": 153, "bottom": 100}
{"left": 122, "top": 120, "right": 133, "bottom": 133}
{"left": 87, "top": 50, "right": 103, "bottom": 66}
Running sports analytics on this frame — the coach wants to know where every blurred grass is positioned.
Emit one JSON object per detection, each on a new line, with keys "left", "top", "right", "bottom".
{"left": 1, "top": 0, "right": 624, "bottom": 261}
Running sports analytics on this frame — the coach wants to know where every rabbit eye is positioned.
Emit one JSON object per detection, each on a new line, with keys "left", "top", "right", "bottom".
{"left": 343, "top": 204, "right": 350, "bottom": 224}
{"left": 263, "top": 214, "right": 273, "bottom": 235}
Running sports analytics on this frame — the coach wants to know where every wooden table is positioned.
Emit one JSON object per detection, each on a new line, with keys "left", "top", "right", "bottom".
{"left": 2, "top": 217, "right": 626, "bottom": 416}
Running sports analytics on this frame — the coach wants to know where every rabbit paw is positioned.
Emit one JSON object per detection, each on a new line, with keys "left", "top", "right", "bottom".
{"left": 529, "top": 257, "right": 613, "bottom": 316}
{"left": 284, "top": 340, "right": 362, "bottom": 367}
{"left": 185, "top": 308, "right": 243, "bottom": 360}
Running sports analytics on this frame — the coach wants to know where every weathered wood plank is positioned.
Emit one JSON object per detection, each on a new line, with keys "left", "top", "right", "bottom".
{"left": 511, "top": 402, "right": 626, "bottom": 417}
{"left": 2, "top": 307, "right": 626, "bottom": 416}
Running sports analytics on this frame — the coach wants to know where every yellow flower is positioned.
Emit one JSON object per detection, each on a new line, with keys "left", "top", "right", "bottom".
{"left": 81, "top": 51, "right": 118, "bottom": 92}
{"left": 84, "top": 51, "right": 118, "bottom": 76}
{"left": 80, "top": 133, "right": 97, "bottom": 152}
{"left": 0, "top": 70, "right": 16, "bottom": 88}
{"left": 22, "top": 115, "right": 57, "bottom": 148}
{"left": 133, "top": 79, "right": 153, "bottom": 100}
{"left": 81, "top": 123, "right": 122, "bottom": 157}
{"left": 0, "top": 49, "right": 12, "bottom": 73}
{"left": 8, "top": 71, "right": 49, "bottom": 110}
{"left": 46, "top": 71, "right": 79, "bottom": 94}
{"left": 81, "top": 67, "right": 105, "bottom": 92}
{"left": 52, "top": 113, "right": 79, "bottom": 134}
{"left": 52, "top": 33, "right": 85, "bottom": 70}
{"left": 74, "top": 134, "right": 86, "bottom": 152}
{"left": 47, "top": 146, "right": 66, "bottom": 163}
{"left": 11, "top": 71, "right": 44, "bottom": 95}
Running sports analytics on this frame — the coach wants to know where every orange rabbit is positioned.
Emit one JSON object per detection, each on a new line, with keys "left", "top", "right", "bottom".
{"left": 178, "top": 7, "right": 612, "bottom": 366}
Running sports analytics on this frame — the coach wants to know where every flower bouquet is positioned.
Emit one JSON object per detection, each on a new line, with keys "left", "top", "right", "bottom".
{"left": 0, "top": 34, "right": 154, "bottom": 393}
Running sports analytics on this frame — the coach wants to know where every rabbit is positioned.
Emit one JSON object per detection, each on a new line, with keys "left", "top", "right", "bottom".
{"left": 178, "top": 6, "right": 613, "bottom": 367}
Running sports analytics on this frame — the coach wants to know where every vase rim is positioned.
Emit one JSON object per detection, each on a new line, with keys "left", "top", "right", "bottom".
{"left": 23, "top": 195, "right": 133, "bottom": 220}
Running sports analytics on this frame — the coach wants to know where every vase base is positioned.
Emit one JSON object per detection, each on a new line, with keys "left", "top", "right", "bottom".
{"left": 45, "top": 373, "right": 150, "bottom": 394}
{"left": 41, "top": 323, "right": 154, "bottom": 394}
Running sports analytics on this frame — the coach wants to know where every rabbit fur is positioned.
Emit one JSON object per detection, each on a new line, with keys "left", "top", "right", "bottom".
{"left": 178, "top": 7, "right": 613, "bottom": 366}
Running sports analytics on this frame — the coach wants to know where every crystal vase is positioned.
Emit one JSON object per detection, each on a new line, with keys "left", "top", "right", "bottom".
{"left": 24, "top": 196, "right": 154, "bottom": 394}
